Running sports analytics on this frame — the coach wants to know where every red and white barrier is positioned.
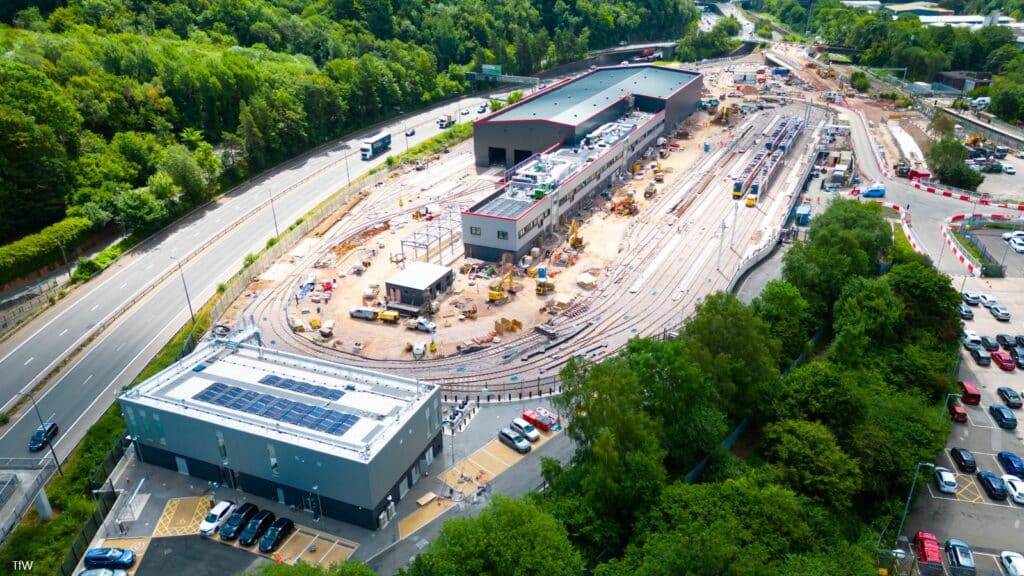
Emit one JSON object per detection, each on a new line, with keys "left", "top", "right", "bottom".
{"left": 909, "top": 180, "right": 1024, "bottom": 211}
{"left": 866, "top": 200, "right": 925, "bottom": 256}
{"left": 939, "top": 213, "right": 990, "bottom": 276}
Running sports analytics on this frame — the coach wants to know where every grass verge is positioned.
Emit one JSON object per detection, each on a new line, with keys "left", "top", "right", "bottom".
{"left": 0, "top": 304, "right": 212, "bottom": 575}
{"left": 951, "top": 229, "right": 986, "bottom": 262}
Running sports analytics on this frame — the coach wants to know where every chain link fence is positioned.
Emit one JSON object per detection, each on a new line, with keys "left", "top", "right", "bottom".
{"left": 0, "top": 278, "right": 64, "bottom": 338}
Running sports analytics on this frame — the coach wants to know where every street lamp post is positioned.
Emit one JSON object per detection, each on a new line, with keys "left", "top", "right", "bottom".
{"left": 895, "top": 462, "right": 935, "bottom": 542}
{"left": 938, "top": 393, "right": 962, "bottom": 426}
{"left": 345, "top": 153, "right": 352, "bottom": 188}
{"left": 18, "top": 392, "right": 63, "bottom": 476}
{"left": 268, "top": 190, "right": 280, "bottom": 238}
{"left": 403, "top": 121, "right": 410, "bottom": 153}
{"left": 170, "top": 257, "right": 196, "bottom": 325}
{"left": 56, "top": 237, "right": 71, "bottom": 282}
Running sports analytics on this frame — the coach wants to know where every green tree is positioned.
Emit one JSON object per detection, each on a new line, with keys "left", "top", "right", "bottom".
{"left": 405, "top": 496, "right": 583, "bottom": 576}
{"left": 926, "top": 136, "right": 984, "bottom": 190}
{"left": 763, "top": 419, "right": 861, "bottom": 509}
{"left": 160, "top": 144, "right": 206, "bottom": 204}
{"left": 683, "top": 291, "right": 781, "bottom": 412}
{"left": 752, "top": 280, "right": 816, "bottom": 368}
{"left": 928, "top": 110, "right": 956, "bottom": 138}
{"left": 250, "top": 561, "right": 377, "bottom": 576}
{"left": 849, "top": 71, "right": 870, "bottom": 92}
{"left": 766, "top": 361, "right": 870, "bottom": 444}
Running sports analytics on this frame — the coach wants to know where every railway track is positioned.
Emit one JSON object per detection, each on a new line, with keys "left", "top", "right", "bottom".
{"left": 246, "top": 107, "right": 825, "bottom": 396}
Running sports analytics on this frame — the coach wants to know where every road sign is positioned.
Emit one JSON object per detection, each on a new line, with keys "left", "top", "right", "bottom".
{"left": 482, "top": 64, "right": 502, "bottom": 76}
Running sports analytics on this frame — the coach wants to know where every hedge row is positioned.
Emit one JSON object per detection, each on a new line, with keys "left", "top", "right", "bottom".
{"left": 0, "top": 217, "right": 94, "bottom": 287}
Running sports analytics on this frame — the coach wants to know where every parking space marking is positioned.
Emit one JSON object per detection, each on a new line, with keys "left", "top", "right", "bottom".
{"left": 973, "top": 552, "right": 1007, "bottom": 576}
{"left": 955, "top": 474, "right": 985, "bottom": 504}
{"left": 153, "top": 497, "right": 210, "bottom": 538}
{"left": 98, "top": 537, "right": 150, "bottom": 576}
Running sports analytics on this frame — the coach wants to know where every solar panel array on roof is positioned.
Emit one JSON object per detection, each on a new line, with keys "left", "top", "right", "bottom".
{"left": 192, "top": 383, "right": 359, "bottom": 437}
{"left": 258, "top": 374, "right": 345, "bottom": 401}
{"left": 474, "top": 196, "right": 536, "bottom": 218}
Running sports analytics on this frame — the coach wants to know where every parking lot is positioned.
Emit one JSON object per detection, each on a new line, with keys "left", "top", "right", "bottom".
{"left": 904, "top": 278, "right": 1024, "bottom": 570}
{"left": 968, "top": 228, "right": 1024, "bottom": 278}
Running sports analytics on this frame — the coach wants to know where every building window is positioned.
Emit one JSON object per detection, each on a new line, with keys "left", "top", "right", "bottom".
{"left": 153, "top": 414, "right": 166, "bottom": 446}
{"left": 497, "top": 231, "right": 508, "bottom": 240}
{"left": 470, "top": 226, "right": 481, "bottom": 236}
{"left": 138, "top": 409, "right": 152, "bottom": 441}
{"left": 267, "top": 444, "right": 279, "bottom": 476}
{"left": 216, "top": 431, "right": 228, "bottom": 463}
{"left": 123, "top": 407, "right": 137, "bottom": 437}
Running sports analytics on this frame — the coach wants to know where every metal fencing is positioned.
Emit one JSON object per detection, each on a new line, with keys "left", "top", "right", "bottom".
{"left": 0, "top": 278, "right": 64, "bottom": 338}
{"left": 962, "top": 228, "right": 1007, "bottom": 277}
{"left": 210, "top": 170, "right": 390, "bottom": 324}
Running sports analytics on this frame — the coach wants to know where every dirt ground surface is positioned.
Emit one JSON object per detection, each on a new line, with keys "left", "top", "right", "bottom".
{"left": 220, "top": 80, "right": 728, "bottom": 361}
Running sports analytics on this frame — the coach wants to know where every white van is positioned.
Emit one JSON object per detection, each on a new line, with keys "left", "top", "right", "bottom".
{"left": 972, "top": 96, "right": 991, "bottom": 107}
{"left": 511, "top": 417, "right": 540, "bottom": 442}
{"left": 349, "top": 307, "right": 378, "bottom": 320}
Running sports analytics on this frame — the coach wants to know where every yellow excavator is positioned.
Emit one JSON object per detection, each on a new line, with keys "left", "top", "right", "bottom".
{"left": 488, "top": 270, "right": 515, "bottom": 303}
{"left": 536, "top": 277, "right": 556, "bottom": 295}
{"left": 569, "top": 219, "right": 585, "bottom": 250}
{"left": 653, "top": 159, "right": 664, "bottom": 183}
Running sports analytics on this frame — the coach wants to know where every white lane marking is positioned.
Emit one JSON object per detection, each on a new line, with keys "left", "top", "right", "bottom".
{"left": 90, "top": 304, "right": 99, "bottom": 312}
{"left": 59, "top": 329, "right": 68, "bottom": 337}
{"left": 84, "top": 374, "right": 93, "bottom": 384}
{"left": 23, "top": 357, "right": 33, "bottom": 366}
{"left": 120, "top": 282, "right": 128, "bottom": 289}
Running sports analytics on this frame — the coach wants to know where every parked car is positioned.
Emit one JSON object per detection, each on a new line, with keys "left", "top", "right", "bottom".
{"left": 934, "top": 466, "right": 958, "bottom": 494}
{"left": 951, "top": 447, "right": 977, "bottom": 472}
{"left": 498, "top": 427, "right": 531, "bottom": 454}
{"left": 994, "top": 351, "right": 1018, "bottom": 371}
{"left": 959, "top": 303, "right": 974, "bottom": 320}
{"left": 258, "top": 517, "right": 295, "bottom": 553}
{"left": 962, "top": 291, "right": 982, "bottom": 305}
{"left": 992, "top": 305, "right": 1012, "bottom": 321}
{"left": 238, "top": 509, "right": 276, "bottom": 547}
{"left": 1006, "top": 165, "right": 1018, "bottom": 175}
{"left": 999, "top": 451, "right": 1024, "bottom": 478}
{"left": 998, "top": 334, "right": 1018, "bottom": 349}
{"left": 982, "top": 336, "right": 1001, "bottom": 351}
{"left": 945, "top": 538, "right": 977, "bottom": 575}
{"left": 962, "top": 330, "right": 982, "bottom": 350}
{"left": 219, "top": 502, "right": 259, "bottom": 541}
{"left": 199, "top": 500, "right": 236, "bottom": 536}
{"left": 80, "top": 570, "right": 129, "bottom": 576}
{"left": 999, "top": 387, "right": 1023, "bottom": 408}
{"left": 1002, "top": 551, "right": 1024, "bottom": 576}
{"left": 83, "top": 548, "right": 136, "bottom": 570}
{"left": 949, "top": 402, "right": 968, "bottom": 423}
{"left": 991, "top": 404, "right": 1019, "bottom": 429}
{"left": 1011, "top": 237, "right": 1024, "bottom": 254}
{"left": 1003, "top": 230, "right": 1024, "bottom": 242}
{"left": 28, "top": 421, "right": 59, "bottom": 452}
{"left": 980, "top": 294, "right": 998, "bottom": 308}
{"left": 915, "top": 531, "right": 945, "bottom": 575}
{"left": 971, "top": 347, "right": 992, "bottom": 366}
{"left": 978, "top": 470, "right": 1009, "bottom": 500}
{"left": 477, "top": 104, "right": 488, "bottom": 113}
{"left": 1018, "top": 335, "right": 1024, "bottom": 347}
{"left": 1005, "top": 475, "right": 1024, "bottom": 504}
{"left": 510, "top": 417, "right": 540, "bottom": 442}
{"left": 1013, "top": 347, "right": 1024, "bottom": 369}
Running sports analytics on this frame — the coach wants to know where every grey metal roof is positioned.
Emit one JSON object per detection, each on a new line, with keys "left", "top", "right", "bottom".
{"left": 489, "top": 66, "right": 698, "bottom": 126}
{"left": 472, "top": 195, "right": 537, "bottom": 219}
{"left": 387, "top": 261, "right": 451, "bottom": 291}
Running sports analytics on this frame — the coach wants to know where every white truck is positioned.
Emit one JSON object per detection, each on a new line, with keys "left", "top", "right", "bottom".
{"left": 405, "top": 317, "right": 437, "bottom": 332}
{"left": 437, "top": 114, "right": 455, "bottom": 129}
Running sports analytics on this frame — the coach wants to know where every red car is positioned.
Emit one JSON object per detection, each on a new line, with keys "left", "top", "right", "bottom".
{"left": 949, "top": 402, "right": 968, "bottom": 423}
{"left": 522, "top": 408, "right": 559, "bottom": 432}
{"left": 993, "top": 351, "right": 1017, "bottom": 371}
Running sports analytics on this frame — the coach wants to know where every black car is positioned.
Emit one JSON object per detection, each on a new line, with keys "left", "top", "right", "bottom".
{"left": 991, "top": 404, "right": 1019, "bottom": 430}
{"left": 258, "top": 517, "right": 295, "bottom": 553}
{"left": 219, "top": 502, "right": 259, "bottom": 541}
{"left": 978, "top": 470, "right": 1008, "bottom": 500}
{"left": 951, "top": 447, "right": 977, "bottom": 472}
{"left": 998, "top": 334, "right": 1018, "bottom": 350}
{"left": 1016, "top": 335, "right": 1024, "bottom": 347}
{"left": 238, "top": 509, "right": 275, "bottom": 546}
{"left": 1014, "top": 347, "right": 1024, "bottom": 370}
{"left": 971, "top": 347, "right": 992, "bottom": 366}
{"left": 28, "top": 421, "right": 59, "bottom": 452}
{"left": 981, "top": 336, "right": 1001, "bottom": 351}
{"left": 999, "top": 387, "right": 1023, "bottom": 409}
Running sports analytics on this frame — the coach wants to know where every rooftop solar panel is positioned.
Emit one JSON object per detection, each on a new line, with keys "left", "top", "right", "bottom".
{"left": 278, "top": 379, "right": 296, "bottom": 390}
{"left": 294, "top": 383, "right": 313, "bottom": 394}
{"left": 314, "top": 420, "right": 334, "bottom": 432}
{"left": 300, "top": 415, "right": 321, "bottom": 428}
{"left": 309, "top": 407, "right": 327, "bottom": 419}
{"left": 280, "top": 411, "right": 303, "bottom": 424}
{"left": 326, "top": 390, "right": 344, "bottom": 401}
{"left": 259, "top": 375, "right": 281, "bottom": 385}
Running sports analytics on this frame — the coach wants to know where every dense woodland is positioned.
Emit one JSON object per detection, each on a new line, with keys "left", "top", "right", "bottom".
{"left": 0, "top": 0, "right": 698, "bottom": 284}
{"left": 363, "top": 200, "right": 954, "bottom": 575}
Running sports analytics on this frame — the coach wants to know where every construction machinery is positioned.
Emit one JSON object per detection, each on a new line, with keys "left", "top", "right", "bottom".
{"left": 966, "top": 133, "right": 985, "bottom": 148}
{"left": 644, "top": 181, "right": 657, "bottom": 199}
{"left": 535, "top": 278, "right": 557, "bottom": 295}
{"left": 488, "top": 270, "right": 516, "bottom": 303}
{"left": 569, "top": 219, "right": 585, "bottom": 250}
{"left": 653, "top": 160, "right": 665, "bottom": 182}
{"left": 611, "top": 196, "right": 638, "bottom": 216}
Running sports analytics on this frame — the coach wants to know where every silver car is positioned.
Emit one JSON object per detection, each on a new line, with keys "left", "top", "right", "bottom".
{"left": 934, "top": 466, "right": 957, "bottom": 494}
{"left": 498, "top": 428, "right": 531, "bottom": 454}
{"left": 1005, "top": 475, "right": 1024, "bottom": 504}
{"left": 992, "top": 305, "right": 1011, "bottom": 321}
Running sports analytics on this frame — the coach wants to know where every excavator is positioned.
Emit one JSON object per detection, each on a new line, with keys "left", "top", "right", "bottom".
{"left": 535, "top": 277, "right": 556, "bottom": 295}
{"left": 569, "top": 219, "right": 585, "bottom": 250}
{"left": 653, "top": 159, "right": 664, "bottom": 183}
{"left": 488, "top": 270, "right": 516, "bottom": 304}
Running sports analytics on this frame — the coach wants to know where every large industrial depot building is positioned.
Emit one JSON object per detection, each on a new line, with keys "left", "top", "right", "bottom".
{"left": 463, "top": 65, "right": 703, "bottom": 263}
{"left": 119, "top": 334, "right": 442, "bottom": 530}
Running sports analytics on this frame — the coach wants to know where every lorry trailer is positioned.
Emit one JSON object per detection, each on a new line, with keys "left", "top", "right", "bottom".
{"left": 360, "top": 130, "right": 392, "bottom": 160}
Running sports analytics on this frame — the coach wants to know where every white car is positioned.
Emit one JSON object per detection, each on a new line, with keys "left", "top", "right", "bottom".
{"left": 198, "top": 500, "right": 236, "bottom": 536}
{"left": 979, "top": 294, "right": 998, "bottom": 309}
{"left": 934, "top": 467, "right": 957, "bottom": 494}
{"left": 1012, "top": 237, "right": 1024, "bottom": 254}
{"left": 1005, "top": 165, "right": 1017, "bottom": 175}
{"left": 1002, "top": 551, "right": 1024, "bottom": 576}
{"left": 1004, "top": 230, "right": 1024, "bottom": 242}
{"left": 511, "top": 417, "right": 540, "bottom": 442}
{"left": 1004, "top": 475, "right": 1024, "bottom": 504}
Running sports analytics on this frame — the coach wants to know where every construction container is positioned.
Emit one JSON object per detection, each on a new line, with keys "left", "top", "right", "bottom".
{"left": 530, "top": 247, "right": 540, "bottom": 258}
{"left": 538, "top": 266, "right": 547, "bottom": 279}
